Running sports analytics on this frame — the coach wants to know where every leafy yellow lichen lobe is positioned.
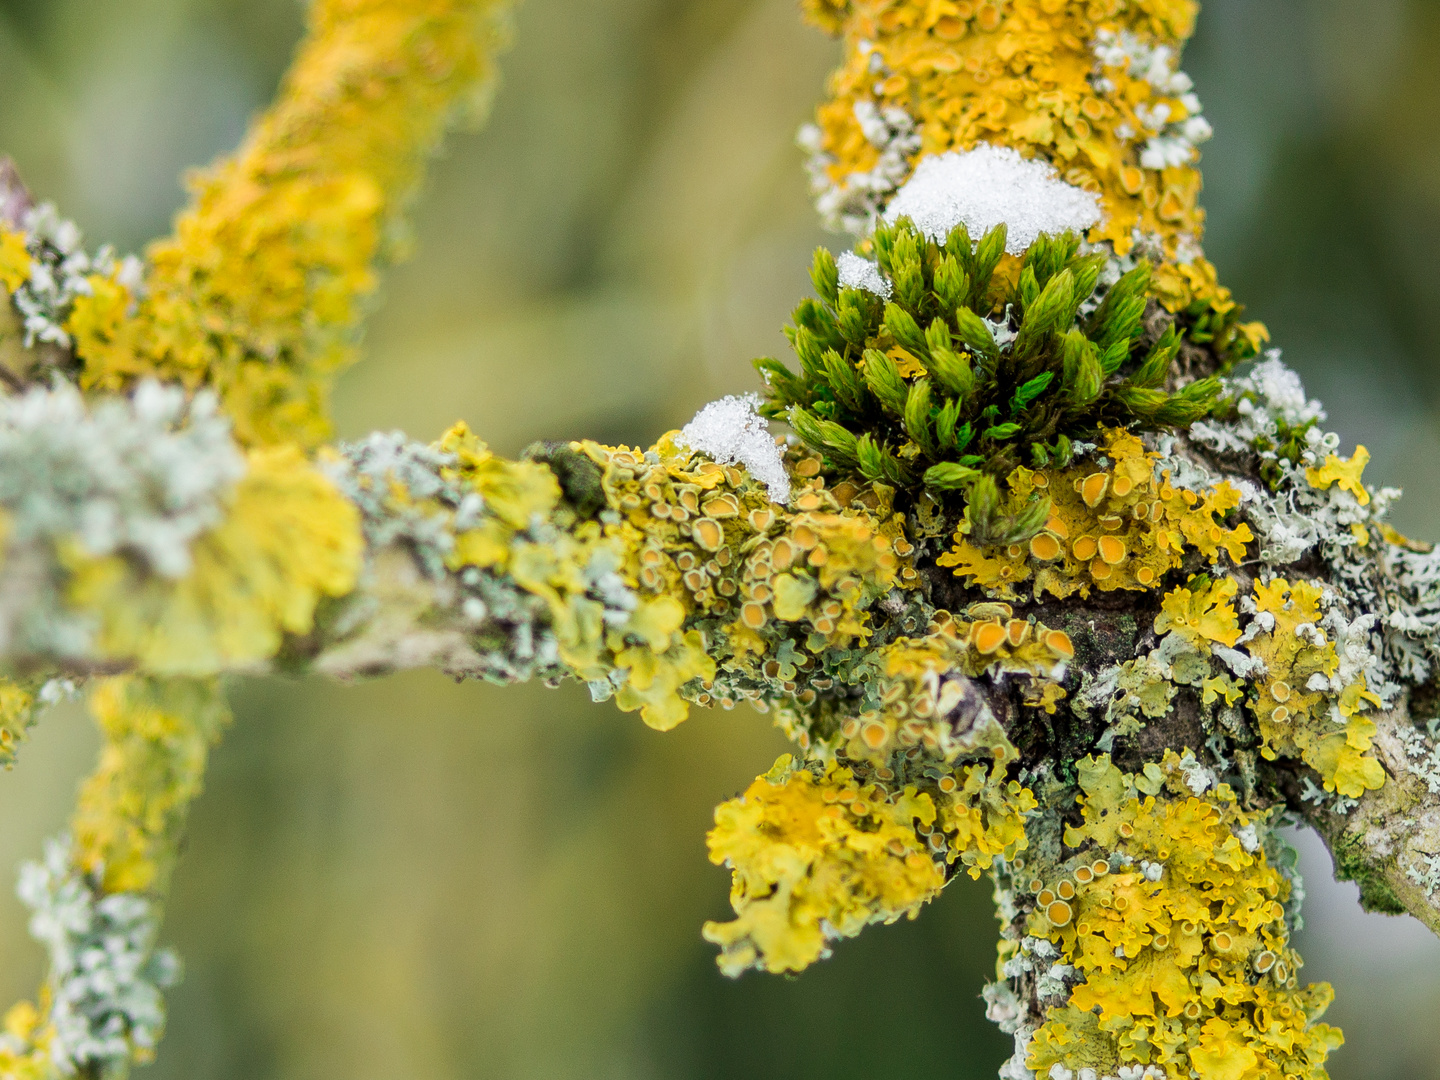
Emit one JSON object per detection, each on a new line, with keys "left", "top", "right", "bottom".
{"left": 703, "top": 752, "right": 1033, "bottom": 976}
{"left": 1026, "top": 752, "right": 1343, "bottom": 1080}
{"left": 1242, "top": 579, "right": 1383, "bottom": 798}
{"left": 1305, "top": 446, "right": 1371, "bottom": 507}
{"left": 1155, "top": 574, "right": 1240, "bottom": 651}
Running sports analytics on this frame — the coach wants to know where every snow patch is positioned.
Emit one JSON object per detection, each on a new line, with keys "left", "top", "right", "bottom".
{"left": 677, "top": 394, "right": 791, "bottom": 504}
{"left": 882, "top": 144, "right": 1103, "bottom": 254}
{"left": 835, "top": 251, "right": 892, "bottom": 298}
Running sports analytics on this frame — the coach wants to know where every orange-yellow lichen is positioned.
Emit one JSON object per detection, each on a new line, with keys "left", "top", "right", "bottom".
{"left": 1306, "top": 446, "right": 1372, "bottom": 507}
{"left": 1155, "top": 574, "right": 1241, "bottom": 651}
{"left": 441, "top": 424, "right": 719, "bottom": 731}
{"left": 811, "top": 0, "right": 1201, "bottom": 250}
{"left": 703, "top": 754, "right": 945, "bottom": 976}
{"left": 703, "top": 751, "right": 1034, "bottom": 976}
{"left": 938, "top": 430, "right": 1252, "bottom": 600}
{"left": 1025, "top": 752, "right": 1343, "bottom": 1080}
{"left": 783, "top": 604, "right": 1072, "bottom": 764}
{"left": 0, "top": 4, "right": 1406, "bottom": 1076}
{"left": 801, "top": 0, "right": 1266, "bottom": 350}
{"left": 581, "top": 436, "right": 917, "bottom": 715}
{"left": 939, "top": 760, "right": 1036, "bottom": 878}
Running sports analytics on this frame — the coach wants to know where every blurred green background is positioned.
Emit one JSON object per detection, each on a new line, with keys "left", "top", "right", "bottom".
{"left": 1, "top": 0, "right": 1439, "bottom": 1077}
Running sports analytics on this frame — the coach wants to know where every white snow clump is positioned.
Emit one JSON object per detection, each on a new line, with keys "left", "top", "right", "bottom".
{"left": 677, "top": 394, "right": 790, "bottom": 504}
{"left": 882, "top": 144, "right": 1102, "bottom": 255}
{"left": 835, "top": 251, "right": 892, "bottom": 298}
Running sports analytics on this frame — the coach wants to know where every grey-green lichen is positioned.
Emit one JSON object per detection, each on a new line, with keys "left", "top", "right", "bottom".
{"left": 9, "top": 835, "right": 179, "bottom": 1076}
{"left": 16, "top": 206, "right": 139, "bottom": 345}
{"left": 319, "top": 427, "right": 639, "bottom": 687}
{"left": 0, "top": 380, "right": 245, "bottom": 659}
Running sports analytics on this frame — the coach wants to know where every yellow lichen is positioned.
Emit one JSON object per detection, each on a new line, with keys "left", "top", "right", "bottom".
{"left": 1155, "top": 574, "right": 1241, "bottom": 651}
{"left": 581, "top": 436, "right": 917, "bottom": 725}
{"left": 803, "top": 0, "right": 1266, "bottom": 347}
{"left": 67, "top": 0, "right": 512, "bottom": 447}
{"left": 66, "top": 445, "right": 364, "bottom": 673}
{"left": 703, "top": 751, "right": 1034, "bottom": 976}
{"left": 773, "top": 603, "right": 1072, "bottom": 765}
{"left": 1242, "top": 579, "right": 1384, "bottom": 799}
{"left": 1306, "top": 446, "right": 1372, "bottom": 507}
{"left": 1202, "top": 673, "right": 1244, "bottom": 708}
{"left": 940, "top": 760, "right": 1036, "bottom": 878}
{"left": 612, "top": 629, "right": 716, "bottom": 731}
{"left": 0, "top": 677, "right": 36, "bottom": 769}
{"left": 0, "top": 996, "right": 52, "bottom": 1080}
{"left": 799, "top": 0, "right": 849, "bottom": 34}
{"left": 1378, "top": 522, "right": 1432, "bottom": 553}
{"left": 1026, "top": 752, "right": 1343, "bottom": 1080}
{"left": 0, "top": 228, "right": 29, "bottom": 292}
{"left": 0, "top": 7, "right": 1400, "bottom": 1074}
{"left": 437, "top": 424, "right": 720, "bottom": 729}
{"left": 423, "top": 425, "right": 917, "bottom": 732}
{"left": 71, "top": 677, "right": 231, "bottom": 894}
{"left": 588, "top": 435, "right": 913, "bottom": 642}
{"left": 938, "top": 430, "right": 1251, "bottom": 599}
{"left": 703, "top": 755, "right": 944, "bottom": 976}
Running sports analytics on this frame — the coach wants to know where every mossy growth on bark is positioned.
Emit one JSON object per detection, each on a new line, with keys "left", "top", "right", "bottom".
{"left": 757, "top": 220, "right": 1261, "bottom": 501}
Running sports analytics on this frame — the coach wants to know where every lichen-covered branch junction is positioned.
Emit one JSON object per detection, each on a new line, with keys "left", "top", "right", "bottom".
{"left": 0, "top": 2, "right": 1436, "bottom": 1079}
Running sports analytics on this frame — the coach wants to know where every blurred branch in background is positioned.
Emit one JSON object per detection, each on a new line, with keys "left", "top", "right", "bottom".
{"left": 1, "top": 0, "right": 1439, "bottom": 1078}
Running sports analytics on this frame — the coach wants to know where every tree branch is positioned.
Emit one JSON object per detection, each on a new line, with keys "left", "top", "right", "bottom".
{"left": 2, "top": 0, "right": 1436, "bottom": 1078}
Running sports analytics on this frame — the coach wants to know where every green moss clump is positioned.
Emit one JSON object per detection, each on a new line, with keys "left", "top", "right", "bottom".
{"left": 756, "top": 219, "right": 1223, "bottom": 492}
{"left": 1331, "top": 828, "right": 1407, "bottom": 915}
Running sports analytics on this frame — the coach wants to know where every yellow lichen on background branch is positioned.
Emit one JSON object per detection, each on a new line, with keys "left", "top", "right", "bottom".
{"left": 72, "top": 677, "right": 231, "bottom": 895}
{"left": 0, "top": 2, "right": 522, "bottom": 1075}
{"left": 67, "top": 0, "right": 513, "bottom": 447}
{"left": 0, "top": 677, "right": 229, "bottom": 1075}
{"left": 67, "top": 446, "right": 363, "bottom": 674}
